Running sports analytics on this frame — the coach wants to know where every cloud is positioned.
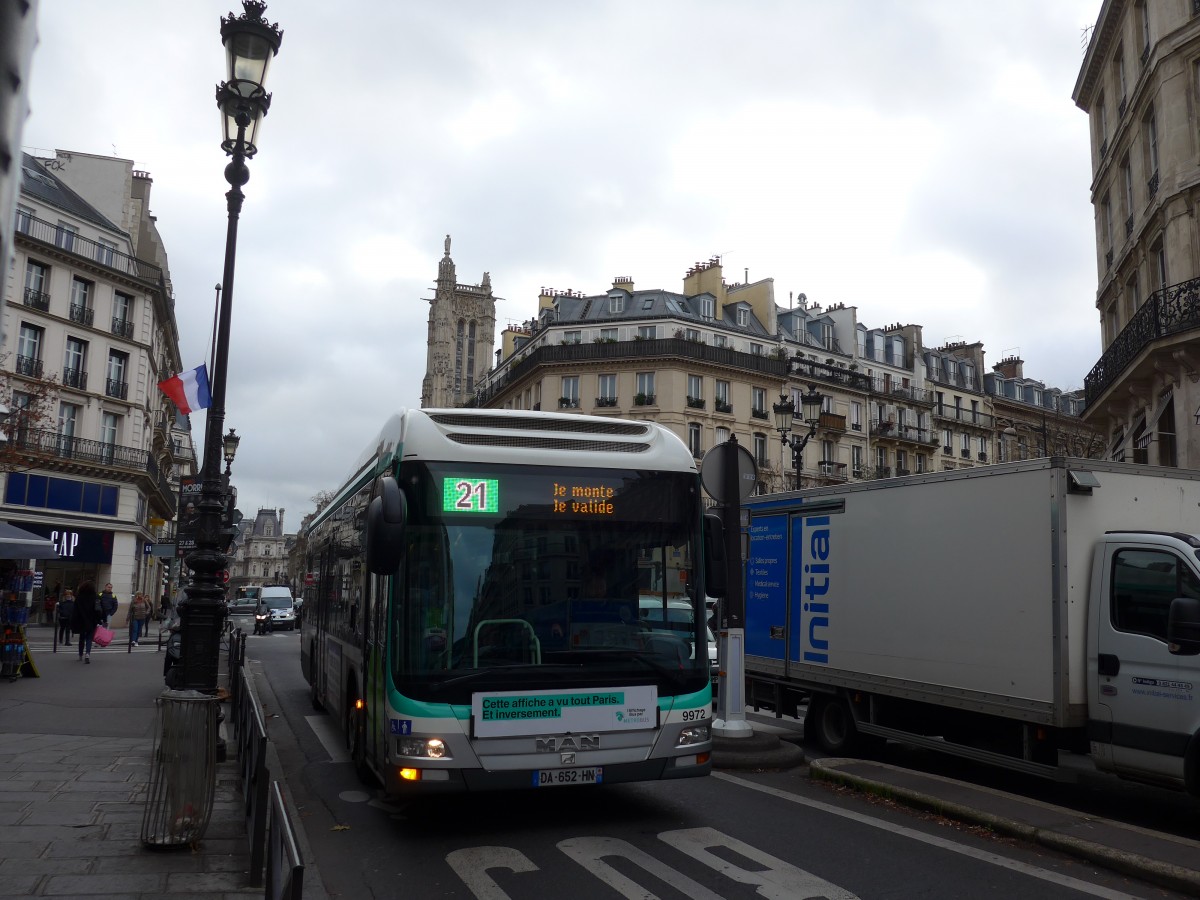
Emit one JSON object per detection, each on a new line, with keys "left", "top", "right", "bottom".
{"left": 21, "top": 0, "right": 1105, "bottom": 526}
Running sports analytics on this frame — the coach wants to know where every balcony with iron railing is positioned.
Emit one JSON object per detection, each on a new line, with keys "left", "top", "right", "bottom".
{"left": 932, "top": 406, "right": 994, "bottom": 429}
{"left": 23, "top": 287, "right": 50, "bottom": 312}
{"left": 62, "top": 367, "right": 87, "bottom": 390}
{"left": 15, "top": 355, "right": 43, "bottom": 378}
{"left": 111, "top": 317, "right": 134, "bottom": 339}
{"left": 469, "top": 337, "right": 787, "bottom": 408}
{"left": 714, "top": 399, "right": 732, "bottom": 414}
{"left": 69, "top": 303, "right": 95, "bottom": 327}
{"left": 594, "top": 397, "right": 618, "bottom": 408}
{"left": 14, "top": 211, "right": 163, "bottom": 283}
{"left": 871, "top": 382, "right": 936, "bottom": 405}
{"left": 4, "top": 425, "right": 175, "bottom": 515}
{"left": 1084, "top": 274, "right": 1200, "bottom": 407}
{"left": 106, "top": 378, "right": 128, "bottom": 400}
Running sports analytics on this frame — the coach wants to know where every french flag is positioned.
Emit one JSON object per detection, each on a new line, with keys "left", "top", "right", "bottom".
{"left": 158, "top": 364, "right": 212, "bottom": 415}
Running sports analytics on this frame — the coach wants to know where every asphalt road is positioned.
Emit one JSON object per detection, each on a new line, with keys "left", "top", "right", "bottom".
{"left": 242, "top": 632, "right": 1192, "bottom": 900}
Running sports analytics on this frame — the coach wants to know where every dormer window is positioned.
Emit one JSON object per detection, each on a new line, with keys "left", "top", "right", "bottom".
{"left": 700, "top": 297, "right": 714, "bottom": 319}
{"left": 609, "top": 294, "right": 625, "bottom": 313}
{"left": 736, "top": 307, "right": 748, "bottom": 327}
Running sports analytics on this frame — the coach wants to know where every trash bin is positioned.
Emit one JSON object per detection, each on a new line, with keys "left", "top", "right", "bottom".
{"left": 140, "top": 689, "right": 219, "bottom": 848}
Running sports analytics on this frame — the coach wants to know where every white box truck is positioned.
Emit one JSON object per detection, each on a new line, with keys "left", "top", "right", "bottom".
{"left": 742, "top": 458, "right": 1200, "bottom": 796}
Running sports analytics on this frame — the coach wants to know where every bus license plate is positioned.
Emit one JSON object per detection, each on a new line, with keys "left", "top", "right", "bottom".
{"left": 533, "top": 766, "right": 603, "bottom": 787}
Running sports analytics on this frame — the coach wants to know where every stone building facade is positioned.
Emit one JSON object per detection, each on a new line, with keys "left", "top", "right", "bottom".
{"left": 420, "top": 235, "right": 497, "bottom": 409}
{"left": 1, "top": 150, "right": 192, "bottom": 620}
{"left": 1074, "top": 1, "right": 1200, "bottom": 468}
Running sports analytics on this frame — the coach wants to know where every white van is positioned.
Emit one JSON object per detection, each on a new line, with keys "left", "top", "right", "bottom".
{"left": 259, "top": 585, "right": 297, "bottom": 631}
{"left": 638, "top": 595, "right": 718, "bottom": 682}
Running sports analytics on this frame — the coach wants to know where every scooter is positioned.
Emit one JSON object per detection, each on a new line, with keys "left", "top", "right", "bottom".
{"left": 253, "top": 610, "right": 271, "bottom": 635}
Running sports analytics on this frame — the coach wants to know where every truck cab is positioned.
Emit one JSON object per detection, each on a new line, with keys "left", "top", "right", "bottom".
{"left": 1088, "top": 531, "right": 1200, "bottom": 793}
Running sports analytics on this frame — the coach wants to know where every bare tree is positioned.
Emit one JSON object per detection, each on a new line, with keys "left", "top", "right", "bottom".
{"left": 0, "top": 361, "right": 61, "bottom": 474}
{"left": 310, "top": 489, "right": 336, "bottom": 516}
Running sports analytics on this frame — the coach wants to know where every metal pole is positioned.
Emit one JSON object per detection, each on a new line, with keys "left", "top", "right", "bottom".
{"left": 178, "top": 139, "right": 249, "bottom": 693}
{"left": 713, "top": 435, "right": 751, "bottom": 738}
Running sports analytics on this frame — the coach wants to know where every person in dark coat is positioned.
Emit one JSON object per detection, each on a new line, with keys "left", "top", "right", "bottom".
{"left": 70, "top": 580, "right": 101, "bottom": 663}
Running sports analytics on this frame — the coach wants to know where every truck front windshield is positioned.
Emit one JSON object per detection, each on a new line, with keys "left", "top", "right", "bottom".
{"left": 393, "top": 462, "right": 706, "bottom": 701}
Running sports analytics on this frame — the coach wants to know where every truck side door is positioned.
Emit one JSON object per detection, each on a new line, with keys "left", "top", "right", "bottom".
{"left": 1094, "top": 543, "right": 1199, "bottom": 784}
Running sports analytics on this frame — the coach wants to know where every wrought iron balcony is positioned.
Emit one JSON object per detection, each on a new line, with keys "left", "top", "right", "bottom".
{"left": 111, "top": 317, "right": 134, "bottom": 339}
{"left": 750, "top": 408, "right": 768, "bottom": 420}
{"left": 1118, "top": 95, "right": 1127, "bottom": 117}
{"left": 594, "top": 397, "right": 618, "bottom": 408}
{"left": 1125, "top": 214, "right": 1134, "bottom": 238}
{"left": 1099, "top": 137, "right": 1109, "bottom": 159}
{"left": 15, "top": 356, "right": 43, "bottom": 378}
{"left": 23, "top": 288, "right": 50, "bottom": 312}
{"left": 633, "top": 393, "right": 656, "bottom": 406}
{"left": 686, "top": 396, "right": 706, "bottom": 409}
{"left": 106, "top": 379, "right": 128, "bottom": 400}
{"left": 1084, "top": 274, "right": 1200, "bottom": 407}
{"left": 62, "top": 367, "right": 88, "bottom": 390}
{"left": 13, "top": 211, "right": 163, "bottom": 283}
{"left": 714, "top": 400, "right": 732, "bottom": 414}
{"left": 558, "top": 398, "right": 580, "bottom": 409}
{"left": 69, "top": 303, "right": 95, "bottom": 327}
{"left": 4, "top": 426, "right": 174, "bottom": 513}
{"left": 932, "top": 406, "right": 995, "bottom": 428}
{"left": 1148, "top": 170, "right": 1160, "bottom": 196}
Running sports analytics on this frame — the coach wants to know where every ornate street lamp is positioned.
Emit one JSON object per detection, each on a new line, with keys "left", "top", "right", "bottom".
{"left": 222, "top": 428, "right": 241, "bottom": 476}
{"left": 178, "top": 1, "right": 282, "bottom": 692}
{"left": 772, "top": 384, "right": 823, "bottom": 487}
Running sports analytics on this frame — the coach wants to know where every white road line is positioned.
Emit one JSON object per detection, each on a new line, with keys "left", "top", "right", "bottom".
{"left": 305, "top": 714, "right": 349, "bottom": 763}
{"left": 715, "top": 772, "right": 1143, "bottom": 900}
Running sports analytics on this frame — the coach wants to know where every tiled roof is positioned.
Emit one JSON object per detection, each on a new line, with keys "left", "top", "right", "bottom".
{"left": 20, "top": 153, "right": 125, "bottom": 235}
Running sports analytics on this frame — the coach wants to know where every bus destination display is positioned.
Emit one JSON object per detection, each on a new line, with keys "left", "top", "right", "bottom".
{"left": 442, "top": 477, "right": 617, "bottom": 516}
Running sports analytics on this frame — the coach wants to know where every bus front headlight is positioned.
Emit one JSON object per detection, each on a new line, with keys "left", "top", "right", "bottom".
{"left": 397, "top": 736, "right": 450, "bottom": 760}
{"left": 677, "top": 724, "right": 710, "bottom": 746}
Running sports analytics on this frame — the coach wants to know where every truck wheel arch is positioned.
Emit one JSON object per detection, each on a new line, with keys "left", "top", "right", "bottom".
{"left": 1186, "top": 729, "right": 1200, "bottom": 799}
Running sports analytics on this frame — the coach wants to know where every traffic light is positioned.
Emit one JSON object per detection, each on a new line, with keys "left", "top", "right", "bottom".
{"left": 220, "top": 484, "right": 243, "bottom": 553}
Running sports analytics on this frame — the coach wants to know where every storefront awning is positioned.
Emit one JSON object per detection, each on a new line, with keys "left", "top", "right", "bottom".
{"left": 0, "top": 522, "right": 60, "bottom": 560}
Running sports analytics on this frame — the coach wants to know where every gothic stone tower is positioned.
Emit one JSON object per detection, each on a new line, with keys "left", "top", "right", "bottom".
{"left": 421, "top": 235, "right": 497, "bottom": 408}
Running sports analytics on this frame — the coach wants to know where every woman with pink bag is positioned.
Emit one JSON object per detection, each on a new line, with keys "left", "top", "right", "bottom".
{"left": 69, "top": 581, "right": 102, "bottom": 663}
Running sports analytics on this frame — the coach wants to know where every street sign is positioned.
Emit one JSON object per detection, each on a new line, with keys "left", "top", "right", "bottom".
{"left": 700, "top": 441, "right": 757, "bottom": 503}
{"left": 304, "top": 572, "right": 315, "bottom": 586}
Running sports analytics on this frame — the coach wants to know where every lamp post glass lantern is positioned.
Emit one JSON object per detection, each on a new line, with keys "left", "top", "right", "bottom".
{"left": 178, "top": 0, "right": 282, "bottom": 693}
{"left": 773, "top": 385, "right": 823, "bottom": 486}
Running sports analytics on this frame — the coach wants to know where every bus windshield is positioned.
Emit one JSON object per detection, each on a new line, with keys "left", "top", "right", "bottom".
{"left": 394, "top": 461, "right": 706, "bottom": 699}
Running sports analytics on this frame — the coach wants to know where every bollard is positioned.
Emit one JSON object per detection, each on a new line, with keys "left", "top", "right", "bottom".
{"left": 140, "top": 689, "right": 219, "bottom": 848}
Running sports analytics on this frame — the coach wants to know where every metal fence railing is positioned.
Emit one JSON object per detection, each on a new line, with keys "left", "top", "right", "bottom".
{"left": 226, "top": 623, "right": 308, "bottom": 896}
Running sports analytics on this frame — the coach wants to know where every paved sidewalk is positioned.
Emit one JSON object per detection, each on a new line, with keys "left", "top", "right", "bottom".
{"left": 0, "top": 624, "right": 259, "bottom": 898}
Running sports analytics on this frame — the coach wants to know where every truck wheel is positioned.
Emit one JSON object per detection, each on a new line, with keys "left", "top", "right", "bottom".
{"left": 806, "top": 694, "right": 857, "bottom": 755}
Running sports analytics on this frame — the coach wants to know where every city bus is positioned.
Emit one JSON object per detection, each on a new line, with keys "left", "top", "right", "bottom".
{"left": 300, "top": 408, "right": 724, "bottom": 795}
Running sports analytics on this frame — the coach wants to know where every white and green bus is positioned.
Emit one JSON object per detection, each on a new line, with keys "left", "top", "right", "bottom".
{"left": 300, "top": 408, "right": 725, "bottom": 795}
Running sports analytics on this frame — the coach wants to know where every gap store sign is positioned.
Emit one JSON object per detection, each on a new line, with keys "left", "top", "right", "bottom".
{"left": 20, "top": 522, "right": 114, "bottom": 564}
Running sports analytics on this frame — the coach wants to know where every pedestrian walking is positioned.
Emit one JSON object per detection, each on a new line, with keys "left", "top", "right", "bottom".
{"left": 56, "top": 589, "right": 75, "bottom": 646}
{"left": 129, "top": 592, "right": 152, "bottom": 646}
{"left": 71, "top": 581, "right": 101, "bottom": 663}
{"left": 98, "top": 582, "right": 118, "bottom": 626}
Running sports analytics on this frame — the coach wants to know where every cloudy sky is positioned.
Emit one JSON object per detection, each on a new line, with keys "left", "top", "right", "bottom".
{"left": 22, "top": 0, "right": 1103, "bottom": 528}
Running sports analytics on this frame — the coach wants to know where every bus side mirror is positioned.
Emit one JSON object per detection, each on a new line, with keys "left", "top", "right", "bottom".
{"left": 1168, "top": 596, "right": 1200, "bottom": 656}
{"left": 703, "top": 512, "right": 727, "bottom": 599}
{"left": 366, "top": 476, "right": 407, "bottom": 575}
